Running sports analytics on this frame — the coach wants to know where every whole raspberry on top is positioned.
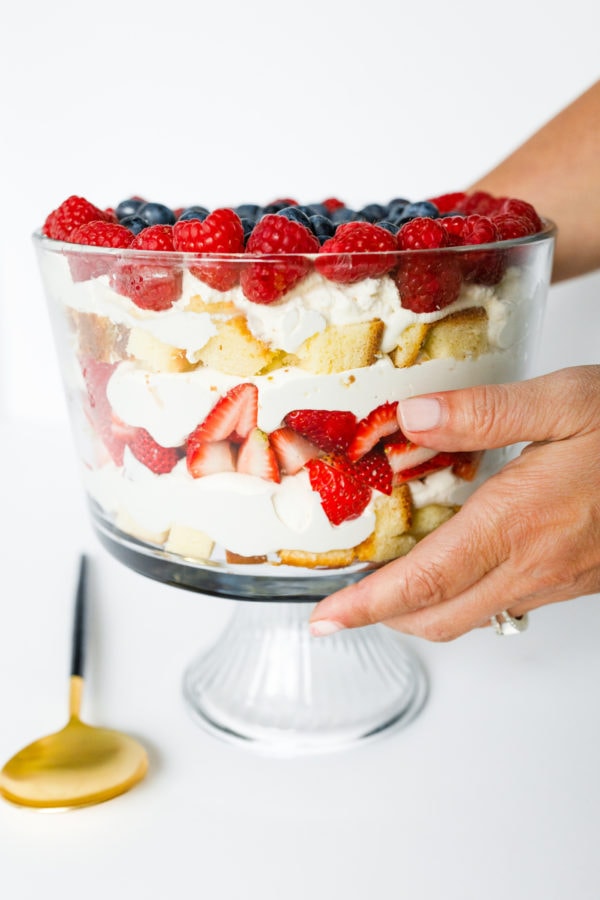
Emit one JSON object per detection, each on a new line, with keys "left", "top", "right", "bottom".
{"left": 394, "top": 254, "right": 462, "bottom": 314}
{"left": 240, "top": 214, "right": 319, "bottom": 304}
{"left": 112, "top": 224, "right": 182, "bottom": 311}
{"left": 397, "top": 217, "right": 450, "bottom": 250}
{"left": 316, "top": 222, "right": 397, "bottom": 284}
{"left": 43, "top": 196, "right": 109, "bottom": 242}
{"left": 174, "top": 208, "right": 245, "bottom": 291}
{"left": 67, "top": 221, "right": 133, "bottom": 282}
{"left": 440, "top": 214, "right": 504, "bottom": 284}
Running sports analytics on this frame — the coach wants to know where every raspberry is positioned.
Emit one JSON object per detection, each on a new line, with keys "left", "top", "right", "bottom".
{"left": 439, "top": 214, "right": 505, "bottom": 284}
{"left": 173, "top": 208, "right": 245, "bottom": 291}
{"left": 428, "top": 192, "right": 467, "bottom": 214}
{"left": 322, "top": 197, "right": 345, "bottom": 212}
{"left": 241, "top": 214, "right": 319, "bottom": 304}
{"left": 112, "top": 224, "right": 182, "bottom": 311}
{"left": 316, "top": 222, "right": 397, "bottom": 284}
{"left": 492, "top": 214, "right": 537, "bottom": 241}
{"left": 454, "top": 191, "right": 500, "bottom": 216}
{"left": 43, "top": 196, "right": 109, "bottom": 241}
{"left": 394, "top": 254, "right": 462, "bottom": 314}
{"left": 67, "top": 221, "right": 133, "bottom": 282}
{"left": 496, "top": 198, "right": 542, "bottom": 233}
{"left": 397, "top": 217, "right": 449, "bottom": 250}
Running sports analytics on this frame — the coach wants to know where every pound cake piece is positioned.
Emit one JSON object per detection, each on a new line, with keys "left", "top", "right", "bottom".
{"left": 70, "top": 310, "right": 129, "bottom": 363}
{"left": 115, "top": 509, "right": 169, "bottom": 546}
{"left": 165, "top": 524, "right": 215, "bottom": 560}
{"left": 423, "top": 307, "right": 489, "bottom": 361}
{"left": 278, "top": 548, "right": 356, "bottom": 568}
{"left": 194, "top": 315, "right": 277, "bottom": 375}
{"left": 390, "top": 322, "right": 431, "bottom": 368}
{"left": 409, "top": 504, "right": 460, "bottom": 539}
{"left": 355, "top": 484, "right": 415, "bottom": 562}
{"left": 127, "top": 327, "right": 194, "bottom": 373}
{"left": 296, "top": 319, "right": 384, "bottom": 374}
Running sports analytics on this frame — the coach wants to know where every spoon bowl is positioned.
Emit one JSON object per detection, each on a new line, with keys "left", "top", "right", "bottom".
{"left": 0, "top": 556, "right": 148, "bottom": 809}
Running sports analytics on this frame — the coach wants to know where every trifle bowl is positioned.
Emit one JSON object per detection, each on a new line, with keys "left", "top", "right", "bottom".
{"left": 35, "top": 192, "right": 555, "bottom": 753}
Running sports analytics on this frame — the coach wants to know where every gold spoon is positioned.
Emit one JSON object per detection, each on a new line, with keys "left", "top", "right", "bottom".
{"left": 0, "top": 555, "right": 148, "bottom": 809}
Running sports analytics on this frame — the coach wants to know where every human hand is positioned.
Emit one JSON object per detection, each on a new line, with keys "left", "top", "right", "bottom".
{"left": 309, "top": 366, "right": 600, "bottom": 641}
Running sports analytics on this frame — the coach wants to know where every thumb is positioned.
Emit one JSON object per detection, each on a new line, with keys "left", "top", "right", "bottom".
{"left": 396, "top": 367, "right": 596, "bottom": 451}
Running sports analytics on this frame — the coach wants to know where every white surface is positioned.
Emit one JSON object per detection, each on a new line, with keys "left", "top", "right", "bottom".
{"left": 1, "top": 419, "right": 600, "bottom": 900}
{"left": 1, "top": 0, "right": 599, "bottom": 421}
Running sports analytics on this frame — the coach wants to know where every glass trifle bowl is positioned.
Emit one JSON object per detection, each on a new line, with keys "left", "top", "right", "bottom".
{"left": 34, "top": 195, "right": 555, "bottom": 753}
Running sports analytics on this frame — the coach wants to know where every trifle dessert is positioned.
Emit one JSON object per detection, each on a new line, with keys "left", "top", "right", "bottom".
{"left": 36, "top": 192, "right": 554, "bottom": 589}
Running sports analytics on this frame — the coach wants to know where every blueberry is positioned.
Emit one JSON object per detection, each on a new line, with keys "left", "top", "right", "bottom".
{"left": 331, "top": 207, "right": 367, "bottom": 224}
{"left": 376, "top": 220, "right": 400, "bottom": 235}
{"left": 119, "top": 215, "right": 148, "bottom": 236}
{"left": 358, "top": 203, "right": 387, "bottom": 223}
{"left": 137, "top": 202, "right": 176, "bottom": 226}
{"left": 276, "top": 206, "right": 313, "bottom": 228}
{"left": 304, "top": 202, "right": 329, "bottom": 217}
{"left": 441, "top": 210, "right": 466, "bottom": 218}
{"left": 262, "top": 200, "right": 291, "bottom": 214}
{"left": 235, "top": 204, "right": 262, "bottom": 222}
{"left": 239, "top": 218, "right": 255, "bottom": 244}
{"left": 309, "top": 215, "right": 336, "bottom": 243}
{"left": 394, "top": 200, "right": 440, "bottom": 225}
{"left": 116, "top": 197, "right": 145, "bottom": 220}
{"left": 385, "top": 198, "right": 410, "bottom": 219}
{"left": 177, "top": 206, "right": 210, "bottom": 222}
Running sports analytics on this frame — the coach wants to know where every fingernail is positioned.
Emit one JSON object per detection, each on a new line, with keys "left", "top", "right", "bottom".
{"left": 398, "top": 397, "right": 443, "bottom": 432}
{"left": 309, "top": 620, "right": 346, "bottom": 637}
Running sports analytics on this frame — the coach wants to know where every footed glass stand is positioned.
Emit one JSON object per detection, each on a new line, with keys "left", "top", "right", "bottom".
{"left": 96, "top": 512, "right": 428, "bottom": 755}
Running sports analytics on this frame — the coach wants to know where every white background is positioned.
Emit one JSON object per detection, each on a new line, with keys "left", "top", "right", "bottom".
{"left": 1, "top": 2, "right": 600, "bottom": 899}
{"left": 1, "top": 0, "right": 599, "bottom": 421}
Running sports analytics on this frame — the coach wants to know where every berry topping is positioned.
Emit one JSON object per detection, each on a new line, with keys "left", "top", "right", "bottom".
{"left": 394, "top": 253, "right": 462, "bottom": 313}
{"left": 348, "top": 448, "right": 393, "bottom": 495}
{"left": 137, "top": 202, "right": 176, "bottom": 227}
{"left": 131, "top": 224, "right": 177, "bottom": 252}
{"left": 127, "top": 428, "right": 180, "bottom": 474}
{"left": 306, "top": 457, "right": 372, "bottom": 525}
{"left": 428, "top": 192, "right": 467, "bottom": 213}
{"left": 440, "top": 214, "right": 504, "bottom": 283}
{"left": 68, "top": 221, "right": 133, "bottom": 281}
{"left": 496, "top": 198, "right": 542, "bottom": 232}
{"left": 241, "top": 214, "right": 319, "bottom": 304}
{"left": 347, "top": 402, "right": 400, "bottom": 461}
{"left": 115, "top": 197, "right": 145, "bottom": 220}
{"left": 236, "top": 428, "right": 281, "bottom": 482}
{"left": 397, "top": 217, "right": 450, "bottom": 250}
{"left": 491, "top": 213, "right": 538, "bottom": 241}
{"left": 316, "top": 222, "right": 397, "bottom": 283}
{"left": 43, "top": 196, "right": 109, "bottom": 241}
{"left": 112, "top": 223, "right": 182, "bottom": 311}
{"left": 174, "top": 208, "right": 245, "bottom": 291}
{"left": 284, "top": 409, "right": 357, "bottom": 454}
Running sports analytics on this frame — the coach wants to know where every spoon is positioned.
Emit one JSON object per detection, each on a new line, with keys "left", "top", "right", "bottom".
{"left": 0, "top": 555, "right": 148, "bottom": 809}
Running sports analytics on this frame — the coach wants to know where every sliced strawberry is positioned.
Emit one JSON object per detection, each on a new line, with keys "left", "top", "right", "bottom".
{"left": 393, "top": 452, "right": 456, "bottom": 484}
{"left": 347, "top": 402, "right": 399, "bottom": 461}
{"left": 452, "top": 450, "right": 483, "bottom": 481}
{"left": 236, "top": 428, "right": 280, "bottom": 482}
{"left": 384, "top": 439, "right": 439, "bottom": 473}
{"left": 128, "top": 428, "right": 180, "bottom": 474}
{"left": 348, "top": 448, "right": 393, "bottom": 495}
{"left": 270, "top": 426, "right": 320, "bottom": 475}
{"left": 188, "top": 383, "right": 258, "bottom": 445}
{"left": 187, "top": 439, "right": 236, "bottom": 478}
{"left": 306, "top": 457, "right": 372, "bottom": 525}
{"left": 284, "top": 409, "right": 357, "bottom": 454}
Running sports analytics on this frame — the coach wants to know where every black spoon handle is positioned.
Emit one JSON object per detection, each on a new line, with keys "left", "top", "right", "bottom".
{"left": 70, "top": 554, "right": 88, "bottom": 679}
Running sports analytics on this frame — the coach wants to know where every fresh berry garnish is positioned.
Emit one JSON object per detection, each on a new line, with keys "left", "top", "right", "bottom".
{"left": 115, "top": 197, "right": 145, "bottom": 220}
{"left": 322, "top": 197, "right": 345, "bottom": 212}
{"left": 270, "top": 427, "right": 320, "bottom": 475}
{"left": 397, "top": 217, "right": 450, "bottom": 250}
{"left": 284, "top": 409, "right": 357, "bottom": 454}
{"left": 188, "top": 383, "right": 258, "bottom": 446}
{"left": 174, "top": 208, "right": 245, "bottom": 291}
{"left": 496, "top": 198, "right": 542, "bottom": 233}
{"left": 491, "top": 214, "right": 537, "bottom": 241}
{"left": 67, "top": 221, "right": 133, "bottom": 282}
{"left": 137, "top": 202, "right": 176, "bottom": 227}
{"left": 306, "top": 457, "right": 372, "bottom": 525}
{"left": 127, "top": 428, "right": 180, "bottom": 474}
{"left": 316, "top": 222, "right": 397, "bottom": 283}
{"left": 111, "top": 224, "right": 182, "bottom": 311}
{"left": 236, "top": 428, "right": 280, "bottom": 482}
{"left": 240, "top": 214, "right": 319, "bottom": 304}
{"left": 428, "top": 192, "right": 467, "bottom": 213}
{"left": 394, "top": 252, "right": 462, "bottom": 313}
{"left": 347, "top": 402, "right": 400, "bottom": 461}
{"left": 439, "top": 215, "right": 504, "bottom": 284}
{"left": 187, "top": 439, "right": 236, "bottom": 478}
{"left": 43, "top": 196, "right": 109, "bottom": 241}
{"left": 454, "top": 191, "right": 499, "bottom": 216}
{"left": 384, "top": 438, "right": 439, "bottom": 473}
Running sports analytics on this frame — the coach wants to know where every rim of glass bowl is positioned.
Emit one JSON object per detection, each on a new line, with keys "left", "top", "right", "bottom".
{"left": 32, "top": 219, "right": 556, "bottom": 263}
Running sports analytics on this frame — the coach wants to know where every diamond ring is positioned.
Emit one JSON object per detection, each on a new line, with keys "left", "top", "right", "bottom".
{"left": 490, "top": 610, "right": 529, "bottom": 636}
